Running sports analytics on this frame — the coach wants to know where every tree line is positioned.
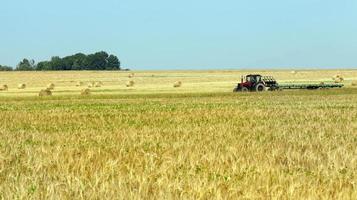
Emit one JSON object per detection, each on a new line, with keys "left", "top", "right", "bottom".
{"left": 0, "top": 51, "right": 121, "bottom": 71}
{"left": 0, "top": 65, "right": 13, "bottom": 71}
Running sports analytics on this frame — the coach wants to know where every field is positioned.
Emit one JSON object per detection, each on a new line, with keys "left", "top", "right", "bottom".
{"left": 1, "top": 70, "right": 357, "bottom": 199}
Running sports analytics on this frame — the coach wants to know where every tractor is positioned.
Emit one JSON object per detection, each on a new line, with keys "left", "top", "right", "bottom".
{"left": 233, "top": 74, "right": 279, "bottom": 92}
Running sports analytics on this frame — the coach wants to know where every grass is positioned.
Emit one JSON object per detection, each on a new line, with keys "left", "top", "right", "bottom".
{"left": 0, "top": 70, "right": 357, "bottom": 199}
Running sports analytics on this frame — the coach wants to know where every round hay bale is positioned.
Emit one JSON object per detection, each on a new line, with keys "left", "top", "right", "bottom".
{"left": 81, "top": 88, "right": 91, "bottom": 95}
{"left": 332, "top": 74, "right": 345, "bottom": 83}
{"left": 18, "top": 83, "right": 26, "bottom": 89}
{"left": 0, "top": 84, "right": 8, "bottom": 91}
{"left": 334, "top": 77, "right": 344, "bottom": 83}
{"left": 351, "top": 81, "right": 357, "bottom": 87}
{"left": 126, "top": 80, "right": 135, "bottom": 87}
{"left": 39, "top": 89, "right": 52, "bottom": 96}
{"left": 47, "top": 83, "right": 55, "bottom": 90}
{"left": 173, "top": 81, "right": 182, "bottom": 88}
{"left": 291, "top": 70, "right": 297, "bottom": 74}
{"left": 76, "top": 81, "right": 83, "bottom": 87}
{"left": 87, "top": 82, "right": 95, "bottom": 88}
{"left": 94, "top": 82, "right": 102, "bottom": 87}
{"left": 332, "top": 74, "right": 344, "bottom": 83}
{"left": 128, "top": 73, "right": 134, "bottom": 78}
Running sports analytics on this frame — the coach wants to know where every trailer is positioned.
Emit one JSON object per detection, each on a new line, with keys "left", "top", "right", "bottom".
{"left": 279, "top": 83, "right": 344, "bottom": 90}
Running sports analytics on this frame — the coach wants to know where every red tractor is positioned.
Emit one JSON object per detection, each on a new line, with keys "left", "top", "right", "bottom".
{"left": 233, "top": 74, "right": 279, "bottom": 92}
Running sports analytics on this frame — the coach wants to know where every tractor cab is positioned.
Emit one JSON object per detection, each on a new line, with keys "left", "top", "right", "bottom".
{"left": 243, "top": 74, "right": 261, "bottom": 84}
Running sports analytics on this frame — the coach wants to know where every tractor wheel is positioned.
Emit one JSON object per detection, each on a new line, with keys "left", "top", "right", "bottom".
{"left": 233, "top": 87, "right": 238, "bottom": 92}
{"left": 241, "top": 87, "right": 249, "bottom": 92}
{"left": 255, "top": 83, "right": 266, "bottom": 92}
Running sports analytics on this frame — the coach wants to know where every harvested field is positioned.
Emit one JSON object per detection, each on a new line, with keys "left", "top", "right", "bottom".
{"left": 0, "top": 70, "right": 357, "bottom": 199}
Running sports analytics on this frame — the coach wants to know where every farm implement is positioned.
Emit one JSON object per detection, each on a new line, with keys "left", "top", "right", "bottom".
{"left": 233, "top": 74, "right": 344, "bottom": 92}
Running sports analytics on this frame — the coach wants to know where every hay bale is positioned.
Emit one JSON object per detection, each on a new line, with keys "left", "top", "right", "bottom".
{"left": 291, "top": 70, "right": 297, "bottom": 74}
{"left": 18, "top": 83, "right": 26, "bottom": 89}
{"left": 351, "top": 81, "right": 357, "bottom": 87}
{"left": 126, "top": 80, "right": 135, "bottom": 87}
{"left": 76, "top": 81, "right": 83, "bottom": 87}
{"left": 47, "top": 83, "right": 55, "bottom": 90}
{"left": 88, "top": 82, "right": 95, "bottom": 88}
{"left": 0, "top": 84, "right": 8, "bottom": 91}
{"left": 333, "top": 75, "right": 344, "bottom": 83}
{"left": 81, "top": 88, "right": 91, "bottom": 95}
{"left": 173, "top": 81, "right": 182, "bottom": 88}
{"left": 128, "top": 73, "right": 134, "bottom": 78}
{"left": 39, "top": 89, "right": 52, "bottom": 96}
{"left": 94, "top": 81, "right": 103, "bottom": 87}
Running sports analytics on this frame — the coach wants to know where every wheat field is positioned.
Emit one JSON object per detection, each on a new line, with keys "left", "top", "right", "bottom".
{"left": 1, "top": 70, "right": 357, "bottom": 199}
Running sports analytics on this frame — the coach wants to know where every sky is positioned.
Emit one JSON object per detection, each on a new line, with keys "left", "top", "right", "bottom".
{"left": 0, "top": 0, "right": 357, "bottom": 70}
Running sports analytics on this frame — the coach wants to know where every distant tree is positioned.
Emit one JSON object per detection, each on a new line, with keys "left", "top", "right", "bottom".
{"left": 62, "top": 56, "right": 74, "bottom": 70}
{"left": 0, "top": 65, "right": 13, "bottom": 71}
{"left": 21, "top": 51, "right": 122, "bottom": 71}
{"left": 85, "top": 51, "right": 109, "bottom": 70}
{"left": 84, "top": 54, "right": 96, "bottom": 70}
{"left": 35, "top": 61, "right": 51, "bottom": 71}
{"left": 72, "top": 53, "right": 87, "bottom": 70}
{"left": 16, "top": 59, "right": 35, "bottom": 71}
{"left": 72, "top": 61, "right": 81, "bottom": 70}
{"left": 50, "top": 56, "right": 65, "bottom": 70}
{"left": 106, "top": 55, "right": 120, "bottom": 70}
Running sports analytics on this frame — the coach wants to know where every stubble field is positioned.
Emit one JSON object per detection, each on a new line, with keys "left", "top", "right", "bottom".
{"left": 1, "top": 70, "right": 357, "bottom": 199}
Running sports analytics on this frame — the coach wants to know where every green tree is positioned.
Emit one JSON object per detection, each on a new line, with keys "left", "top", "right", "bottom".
{"left": 72, "top": 53, "right": 87, "bottom": 70}
{"left": 0, "top": 65, "right": 13, "bottom": 71}
{"left": 35, "top": 61, "right": 51, "bottom": 71}
{"left": 18, "top": 51, "right": 122, "bottom": 71}
{"left": 50, "top": 56, "right": 65, "bottom": 70}
{"left": 106, "top": 55, "right": 120, "bottom": 70}
{"left": 84, "top": 54, "right": 96, "bottom": 70}
{"left": 16, "top": 59, "right": 35, "bottom": 71}
{"left": 86, "top": 51, "right": 109, "bottom": 70}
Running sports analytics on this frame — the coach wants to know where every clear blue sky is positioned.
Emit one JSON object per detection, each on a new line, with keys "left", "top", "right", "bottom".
{"left": 1, "top": 0, "right": 356, "bottom": 69}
